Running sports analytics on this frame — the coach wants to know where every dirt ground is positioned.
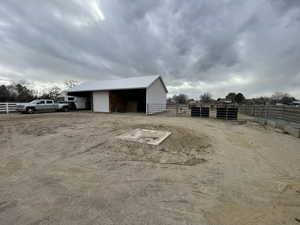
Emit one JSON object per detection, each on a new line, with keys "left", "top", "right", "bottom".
{"left": 0, "top": 112, "right": 299, "bottom": 225}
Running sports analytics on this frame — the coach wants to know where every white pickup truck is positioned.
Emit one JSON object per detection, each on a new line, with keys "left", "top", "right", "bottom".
{"left": 16, "top": 99, "right": 69, "bottom": 114}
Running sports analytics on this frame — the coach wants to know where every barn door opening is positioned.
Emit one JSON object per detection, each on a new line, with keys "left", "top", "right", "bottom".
{"left": 109, "top": 89, "right": 146, "bottom": 113}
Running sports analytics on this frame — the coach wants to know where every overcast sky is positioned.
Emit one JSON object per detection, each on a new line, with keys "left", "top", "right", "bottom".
{"left": 0, "top": 0, "right": 299, "bottom": 99}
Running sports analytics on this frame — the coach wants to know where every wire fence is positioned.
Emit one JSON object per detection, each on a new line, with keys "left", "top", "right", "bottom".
{"left": 165, "top": 104, "right": 300, "bottom": 124}
{"left": 239, "top": 105, "right": 300, "bottom": 124}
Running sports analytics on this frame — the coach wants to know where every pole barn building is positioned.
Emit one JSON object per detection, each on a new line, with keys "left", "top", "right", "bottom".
{"left": 67, "top": 75, "right": 168, "bottom": 115}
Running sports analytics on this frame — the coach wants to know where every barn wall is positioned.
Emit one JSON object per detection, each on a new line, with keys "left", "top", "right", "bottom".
{"left": 93, "top": 91, "right": 109, "bottom": 112}
{"left": 146, "top": 78, "right": 167, "bottom": 114}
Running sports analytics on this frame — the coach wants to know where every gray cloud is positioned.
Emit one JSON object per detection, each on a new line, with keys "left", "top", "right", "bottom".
{"left": 0, "top": 0, "right": 299, "bottom": 98}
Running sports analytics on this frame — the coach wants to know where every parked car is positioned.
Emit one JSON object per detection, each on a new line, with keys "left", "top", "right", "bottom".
{"left": 56, "top": 95, "right": 88, "bottom": 110}
{"left": 16, "top": 99, "right": 69, "bottom": 114}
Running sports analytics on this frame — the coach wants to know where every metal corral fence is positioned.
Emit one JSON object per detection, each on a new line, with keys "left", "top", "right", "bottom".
{"left": 166, "top": 104, "right": 190, "bottom": 116}
{"left": 146, "top": 104, "right": 167, "bottom": 115}
{"left": 239, "top": 105, "right": 300, "bottom": 124}
{"left": 166, "top": 104, "right": 239, "bottom": 120}
{"left": 216, "top": 106, "right": 238, "bottom": 120}
{"left": 0, "top": 103, "right": 20, "bottom": 114}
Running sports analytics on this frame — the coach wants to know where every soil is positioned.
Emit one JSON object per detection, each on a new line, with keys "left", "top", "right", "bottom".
{"left": 0, "top": 112, "right": 299, "bottom": 225}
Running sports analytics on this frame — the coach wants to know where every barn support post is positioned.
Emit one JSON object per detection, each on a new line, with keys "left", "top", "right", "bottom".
{"left": 146, "top": 104, "right": 149, "bottom": 116}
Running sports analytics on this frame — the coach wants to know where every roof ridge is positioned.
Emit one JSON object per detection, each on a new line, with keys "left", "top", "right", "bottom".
{"left": 80, "top": 75, "right": 159, "bottom": 83}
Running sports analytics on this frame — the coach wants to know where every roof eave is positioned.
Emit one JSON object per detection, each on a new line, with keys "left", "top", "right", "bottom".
{"left": 67, "top": 86, "right": 148, "bottom": 93}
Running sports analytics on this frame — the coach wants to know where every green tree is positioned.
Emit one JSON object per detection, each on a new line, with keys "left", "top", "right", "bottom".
{"left": 0, "top": 83, "right": 35, "bottom": 102}
{"left": 15, "top": 84, "right": 35, "bottom": 102}
{"left": 281, "top": 95, "right": 296, "bottom": 105}
{"left": 0, "top": 85, "right": 10, "bottom": 102}
{"left": 235, "top": 93, "right": 246, "bottom": 104}
{"left": 225, "top": 92, "right": 236, "bottom": 103}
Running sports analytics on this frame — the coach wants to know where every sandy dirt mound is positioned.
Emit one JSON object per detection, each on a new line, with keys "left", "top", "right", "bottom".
{"left": 108, "top": 124, "right": 212, "bottom": 166}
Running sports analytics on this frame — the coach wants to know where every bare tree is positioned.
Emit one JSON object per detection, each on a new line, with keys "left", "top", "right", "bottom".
{"left": 271, "top": 92, "right": 286, "bottom": 102}
{"left": 48, "top": 86, "right": 62, "bottom": 100}
{"left": 64, "top": 80, "right": 79, "bottom": 89}
{"left": 200, "top": 92, "right": 212, "bottom": 103}
{"left": 271, "top": 92, "right": 295, "bottom": 105}
{"left": 172, "top": 94, "right": 188, "bottom": 104}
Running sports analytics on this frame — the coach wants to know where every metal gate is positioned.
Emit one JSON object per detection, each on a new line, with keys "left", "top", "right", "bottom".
{"left": 191, "top": 107, "right": 210, "bottom": 118}
{"left": 216, "top": 107, "right": 238, "bottom": 120}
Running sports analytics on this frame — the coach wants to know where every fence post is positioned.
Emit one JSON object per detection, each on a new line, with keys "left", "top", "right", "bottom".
{"left": 6, "top": 103, "right": 9, "bottom": 114}
{"left": 264, "top": 105, "right": 267, "bottom": 123}
{"left": 281, "top": 106, "right": 285, "bottom": 121}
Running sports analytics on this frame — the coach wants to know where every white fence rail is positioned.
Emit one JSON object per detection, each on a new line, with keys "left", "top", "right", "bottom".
{"left": 0, "top": 103, "right": 20, "bottom": 114}
{"left": 147, "top": 104, "right": 166, "bottom": 115}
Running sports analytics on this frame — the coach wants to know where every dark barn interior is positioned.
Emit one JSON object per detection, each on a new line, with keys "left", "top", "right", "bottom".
{"left": 109, "top": 89, "right": 146, "bottom": 113}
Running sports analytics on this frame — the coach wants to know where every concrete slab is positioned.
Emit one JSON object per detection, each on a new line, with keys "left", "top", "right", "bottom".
{"left": 117, "top": 129, "right": 172, "bottom": 145}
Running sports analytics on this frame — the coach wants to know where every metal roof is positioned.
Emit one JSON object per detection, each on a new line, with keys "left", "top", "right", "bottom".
{"left": 67, "top": 75, "right": 168, "bottom": 93}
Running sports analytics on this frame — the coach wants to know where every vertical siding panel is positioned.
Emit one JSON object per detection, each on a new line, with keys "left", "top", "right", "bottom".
{"left": 146, "top": 78, "right": 167, "bottom": 114}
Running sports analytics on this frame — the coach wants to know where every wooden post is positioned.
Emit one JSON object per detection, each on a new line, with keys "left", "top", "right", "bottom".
{"left": 264, "top": 105, "right": 267, "bottom": 123}
{"left": 226, "top": 105, "right": 228, "bottom": 120}
{"left": 6, "top": 103, "right": 9, "bottom": 114}
{"left": 281, "top": 106, "right": 285, "bottom": 120}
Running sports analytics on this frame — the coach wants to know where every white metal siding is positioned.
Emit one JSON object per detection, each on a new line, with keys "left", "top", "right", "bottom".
{"left": 93, "top": 91, "right": 109, "bottom": 112}
{"left": 146, "top": 78, "right": 167, "bottom": 114}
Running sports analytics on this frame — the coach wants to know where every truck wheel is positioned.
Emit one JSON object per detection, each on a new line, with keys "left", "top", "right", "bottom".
{"left": 26, "top": 107, "right": 34, "bottom": 114}
{"left": 63, "top": 107, "right": 69, "bottom": 112}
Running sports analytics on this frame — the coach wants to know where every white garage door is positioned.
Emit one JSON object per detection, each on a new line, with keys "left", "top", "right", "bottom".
{"left": 93, "top": 91, "right": 109, "bottom": 112}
